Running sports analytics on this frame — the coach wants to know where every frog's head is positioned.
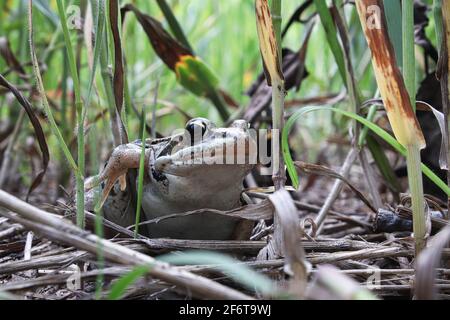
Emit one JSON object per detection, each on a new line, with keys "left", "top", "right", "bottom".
{"left": 86, "top": 118, "right": 257, "bottom": 208}
{"left": 153, "top": 118, "right": 257, "bottom": 181}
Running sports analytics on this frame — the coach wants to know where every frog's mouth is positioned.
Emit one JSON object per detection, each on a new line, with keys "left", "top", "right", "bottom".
{"left": 154, "top": 136, "right": 257, "bottom": 177}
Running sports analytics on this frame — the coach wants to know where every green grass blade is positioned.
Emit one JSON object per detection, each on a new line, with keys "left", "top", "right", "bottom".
{"left": 99, "top": 31, "right": 122, "bottom": 147}
{"left": 84, "top": 0, "right": 105, "bottom": 119}
{"left": 156, "top": 0, "right": 193, "bottom": 52}
{"left": 56, "top": 0, "right": 82, "bottom": 106}
{"left": 56, "top": 0, "right": 85, "bottom": 228}
{"left": 0, "top": 291, "right": 18, "bottom": 300}
{"left": 384, "top": 0, "right": 403, "bottom": 67}
{"left": 313, "top": 0, "right": 347, "bottom": 85}
{"left": 108, "top": 250, "right": 275, "bottom": 300}
{"left": 0, "top": 9, "right": 4, "bottom": 36}
{"left": 33, "top": 0, "right": 59, "bottom": 26}
{"left": 283, "top": 106, "right": 450, "bottom": 196}
{"left": 433, "top": 0, "right": 444, "bottom": 52}
{"left": 367, "top": 135, "right": 402, "bottom": 193}
{"left": 402, "top": 0, "right": 416, "bottom": 111}
{"left": 271, "top": 0, "right": 282, "bottom": 66}
{"left": 108, "top": 265, "right": 151, "bottom": 300}
{"left": 159, "top": 251, "right": 275, "bottom": 296}
{"left": 358, "top": 103, "right": 402, "bottom": 192}
{"left": 134, "top": 105, "right": 147, "bottom": 238}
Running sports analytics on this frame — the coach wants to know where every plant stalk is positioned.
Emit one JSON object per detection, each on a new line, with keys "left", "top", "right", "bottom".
{"left": 207, "top": 89, "right": 230, "bottom": 122}
{"left": 384, "top": 0, "right": 403, "bottom": 67}
{"left": 56, "top": 0, "right": 85, "bottom": 228}
{"left": 406, "top": 144, "right": 426, "bottom": 255}
{"left": 269, "top": 0, "right": 285, "bottom": 190}
{"left": 271, "top": 76, "right": 286, "bottom": 190}
{"left": 134, "top": 106, "right": 147, "bottom": 238}
{"left": 100, "top": 32, "right": 122, "bottom": 147}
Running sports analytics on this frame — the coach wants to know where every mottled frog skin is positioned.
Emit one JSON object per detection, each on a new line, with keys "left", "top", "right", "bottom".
{"left": 85, "top": 118, "right": 257, "bottom": 240}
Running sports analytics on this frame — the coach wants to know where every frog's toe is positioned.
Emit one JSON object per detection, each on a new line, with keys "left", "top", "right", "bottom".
{"left": 86, "top": 143, "right": 146, "bottom": 209}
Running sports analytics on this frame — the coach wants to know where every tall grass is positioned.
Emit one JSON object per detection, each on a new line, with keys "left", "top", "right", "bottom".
{"left": 55, "top": 0, "right": 85, "bottom": 228}
{"left": 402, "top": 1, "right": 426, "bottom": 254}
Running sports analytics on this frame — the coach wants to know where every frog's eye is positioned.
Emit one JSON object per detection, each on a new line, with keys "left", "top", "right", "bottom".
{"left": 186, "top": 119, "right": 207, "bottom": 138}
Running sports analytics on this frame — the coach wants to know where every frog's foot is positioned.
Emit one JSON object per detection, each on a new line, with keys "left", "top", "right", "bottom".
{"left": 84, "top": 143, "right": 145, "bottom": 209}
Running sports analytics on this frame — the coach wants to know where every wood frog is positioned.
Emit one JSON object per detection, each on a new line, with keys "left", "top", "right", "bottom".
{"left": 85, "top": 118, "right": 257, "bottom": 240}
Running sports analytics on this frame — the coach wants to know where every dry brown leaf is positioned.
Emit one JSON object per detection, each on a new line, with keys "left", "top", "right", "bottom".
{"left": 258, "top": 190, "right": 309, "bottom": 298}
{"left": 356, "top": 0, "right": 425, "bottom": 148}
{"left": 255, "top": 0, "right": 284, "bottom": 86}
{"left": 109, "top": 0, "right": 129, "bottom": 145}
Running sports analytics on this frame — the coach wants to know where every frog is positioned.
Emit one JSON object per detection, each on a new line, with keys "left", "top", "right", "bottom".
{"left": 84, "top": 118, "right": 257, "bottom": 240}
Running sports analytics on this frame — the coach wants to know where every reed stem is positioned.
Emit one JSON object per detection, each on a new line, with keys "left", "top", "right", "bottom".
{"left": 56, "top": 0, "right": 85, "bottom": 228}
{"left": 406, "top": 144, "right": 426, "bottom": 255}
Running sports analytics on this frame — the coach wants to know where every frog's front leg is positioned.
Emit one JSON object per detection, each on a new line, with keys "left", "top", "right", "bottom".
{"left": 85, "top": 142, "right": 148, "bottom": 208}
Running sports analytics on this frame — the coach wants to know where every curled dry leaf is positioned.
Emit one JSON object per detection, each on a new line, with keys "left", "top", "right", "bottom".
{"left": 121, "top": 4, "right": 192, "bottom": 71}
{"left": 121, "top": 4, "right": 232, "bottom": 119}
{"left": 416, "top": 101, "right": 447, "bottom": 170}
{"left": 415, "top": 225, "right": 450, "bottom": 299}
{"left": 258, "top": 190, "right": 309, "bottom": 298}
{"left": 109, "top": 0, "right": 129, "bottom": 144}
